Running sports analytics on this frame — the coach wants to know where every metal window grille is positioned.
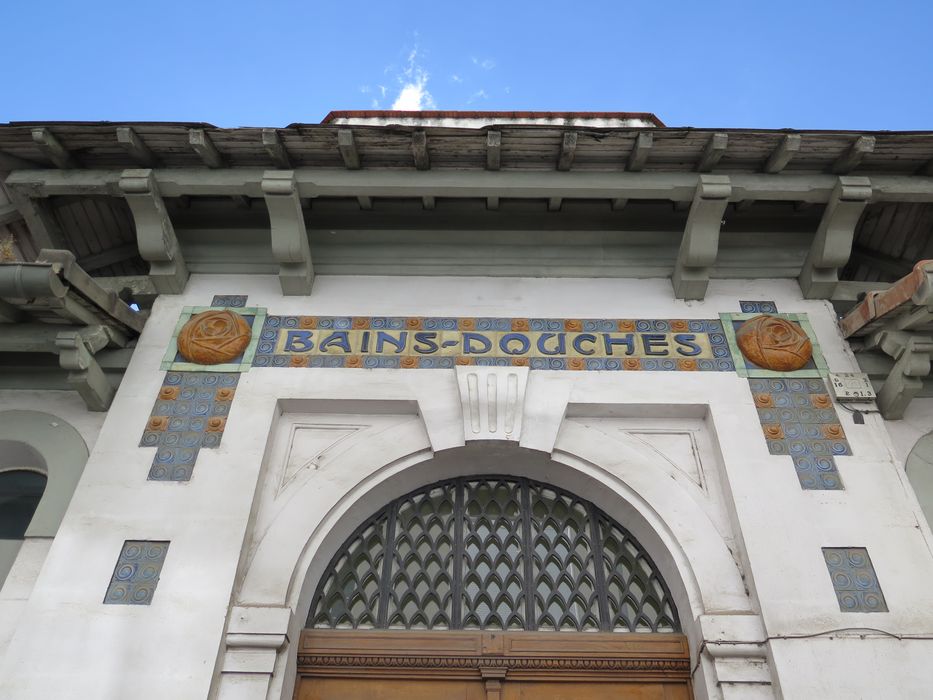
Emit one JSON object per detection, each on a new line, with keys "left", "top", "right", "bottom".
{"left": 309, "top": 476, "right": 679, "bottom": 633}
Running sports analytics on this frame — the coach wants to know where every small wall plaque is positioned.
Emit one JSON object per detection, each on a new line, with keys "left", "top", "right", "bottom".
{"left": 829, "top": 372, "right": 876, "bottom": 402}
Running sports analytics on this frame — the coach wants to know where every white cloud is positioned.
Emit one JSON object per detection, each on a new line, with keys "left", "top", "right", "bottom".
{"left": 451, "top": 74, "right": 462, "bottom": 83}
{"left": 467, "top": 89, "right": 489, "bottom": 104}
{"left": 471, "top": 56, "right": 496, "bottom": 70}
{"left": 390, "top": 46, "right": 436, "bottom": 110}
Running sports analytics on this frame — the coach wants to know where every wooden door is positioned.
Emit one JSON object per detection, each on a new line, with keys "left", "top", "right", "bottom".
{"left": 296, "top": 630, "right": 692, "bottom": 700}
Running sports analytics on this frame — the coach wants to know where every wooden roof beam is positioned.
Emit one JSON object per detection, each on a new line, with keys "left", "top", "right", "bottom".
{"left": 422, "top": 196, "right": 435, "bottom": 210}
{"left": 696, "top": 133, "right": 728, "bottom": 172}
{"left": 799, "top": 176, "right": 871, "bottom": 298}
{"left": 262, "top": 170, "right": 313, "bottom": 295}
{"left": 412, "top": 131, "right": 430, "bottom": 170}
{"left": 672, "top": 175, "right": 731, "bottom": 300}
{"left": 31, "top": 128, "right": 77, "bottom": 169}
{"left": 764, "top": 134, "right": 802, "bottom": 173}
{"left": 831, "top": 135, "right": 874, "bottom": 174}
{"left": 6, "top": 190, "right": 68, "bottom": 250}
{"left": 486, "top": 131, "right": 501, "bottom": 171}
{"left": 337, "top": 129, "right": 361, "bottom": 169}
{"left": 626, "top": 132, "right": 653, "bottom": 172}
{"left": 119, "top": 169, "right": 188, "bottom": 294}
{"left": 0, "top": 202, "right": 23, "bottom": 226}
{"left": 189, "top": 129, "right": 225, "bottom": 168}
{"left": 557, "top": 132, "right": 577, "bottom": 171}
{"left": 548, "top": 197, "right": 562, "bottom": 212}
{"left": 116, "top": 127, "right": 158, "bottom": 167}
{"left": 262, "top": 129, "right": 292, "bottom": 169}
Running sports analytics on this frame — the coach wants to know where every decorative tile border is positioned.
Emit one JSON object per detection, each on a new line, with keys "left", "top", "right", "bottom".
{"left": 721, "top": 313, "right": 828, "bottom": 378}
{"left": 251, "top": 316, "right": 735, "bottom": 371}
{"left": 104, "top": 540, "right": 169, "bottom": 605}
{"left": 211, "top": 294, "right": 248, "bottom": 308}
{"left": 161, "top": 306, "right": 266, "bottom": 372}
{"left": 749, "top": 377, "right": 849, "bottom": 490}
{"left": 739, "top": 300, "right": 778, "bottom": 314}
{"left": 140, "top": 372, "right": 238, "bottom": 481}
{"left": 823, "top": 548, "right": 888, "bottom": 612}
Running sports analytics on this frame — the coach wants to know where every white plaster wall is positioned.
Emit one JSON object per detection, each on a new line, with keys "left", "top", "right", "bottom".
{"left": 2, "top": 274, "right": 933, "bottom": 700}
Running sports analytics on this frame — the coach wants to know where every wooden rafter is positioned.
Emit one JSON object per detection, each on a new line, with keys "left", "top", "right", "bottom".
{"left": 626, "top": 132, "right": 653, "bottom": 171}
{"left": 32, "top": 128, "right": 77, "bottom": 169}
{"left": 764, "top": 134, "right": 801, "bottom": 173}
{"left": 696, "top": 133, "right": 728, "bottom": 172}
{"left": 116, "top": 127, "right": 158, "bottom": 167}
{"left": 337, "top": 129, "right": 361, "bottom": 169}
{"left": 486, "top": 131, "right": 501, "bottom": 170}
{"left": 412, "top": 131, "right": 430, "bottom": 170}
{"left": 557, "top": 132, "right": 577, "bottom": 171}
{"left": 189, "top": 129, "right": 225, "bottom": 168}
{"left": 831, "top": 135, "right": 875, "bottom": 174}
{"left": 262, "top": 129, "right": 292, "bottom": 169}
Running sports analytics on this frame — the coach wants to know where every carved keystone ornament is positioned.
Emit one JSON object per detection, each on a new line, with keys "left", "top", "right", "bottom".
{"left": 177, "top": 310, "right": 251, "bottom": 365}
{"left": 736, "top": 314, "right": 813, "bottom": 372}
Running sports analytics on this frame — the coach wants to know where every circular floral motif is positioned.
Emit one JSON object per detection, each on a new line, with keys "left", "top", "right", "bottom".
{"left": 176, "top": 310, "right": 251, "bottom": 365}
{"left": 511, "top": 318, "right": 530, "bottom": 332}
{"left": 564, "top": 319, "right": 582, "bottom": 332}
{"left": 735, "top": 315, "right": 812, "bottom": 372}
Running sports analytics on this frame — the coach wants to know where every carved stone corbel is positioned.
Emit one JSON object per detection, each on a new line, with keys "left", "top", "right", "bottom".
{"left": 672, "top": 174, "right": 731, "bottom": 300}
{"left": 262, "top": 170, "right": 314, "bottom": 295}
{"left": 864, "top": 330, "right": 933, "bottom": 419}
{"left": 55, "top": 325, "right": 115, "bottom": 410}
{"left": 119, "top": 168, "right": 188, "bottom": 294}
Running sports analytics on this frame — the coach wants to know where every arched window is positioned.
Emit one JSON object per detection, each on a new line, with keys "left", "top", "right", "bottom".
{"left": 0, "top": 470, "right": 47, "bottom": 539}
{"left": 309, "top": 476, "right": 679, "bottom": 633}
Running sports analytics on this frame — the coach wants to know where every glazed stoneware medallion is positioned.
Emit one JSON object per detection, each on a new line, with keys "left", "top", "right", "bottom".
{"left": 177, "top": 310, "right": 251, "bottom": 365}
{"left": 735, "top": 314, "right": 813, "bottom": 372}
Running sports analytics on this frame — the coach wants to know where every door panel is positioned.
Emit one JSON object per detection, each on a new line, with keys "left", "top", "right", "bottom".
{"left": 297, "top": 677, "right": 486, "bottom": 700}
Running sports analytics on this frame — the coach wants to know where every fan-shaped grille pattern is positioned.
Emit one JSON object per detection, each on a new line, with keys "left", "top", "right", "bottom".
{"left": 309, "top": 476, "right": 679, "bottom": 633}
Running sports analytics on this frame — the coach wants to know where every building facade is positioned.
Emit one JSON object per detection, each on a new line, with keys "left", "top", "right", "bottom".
{"left": 1, "top": 112, "right": 933, "bottom": 699}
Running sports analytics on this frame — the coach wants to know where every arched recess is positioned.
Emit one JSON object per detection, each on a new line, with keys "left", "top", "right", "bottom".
{"left": 0, "top": 411, "right": 89, "bottom": 587}
{"left": 906, "top": 431, "right": 933, "bottom": 528}
{"left": 228, "top": 425, "right": 754, "bottom": 700}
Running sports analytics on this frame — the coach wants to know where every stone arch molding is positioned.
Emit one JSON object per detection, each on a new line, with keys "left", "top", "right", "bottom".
{"left": 217, "top": 403, "right": 773, "bottom": 700}
{"left": 0, "top": 410, "right": 88, "bottom": 538}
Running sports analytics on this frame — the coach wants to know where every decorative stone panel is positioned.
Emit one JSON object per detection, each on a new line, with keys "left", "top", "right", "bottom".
{"left": 822, "top": 547, "right": 888, "bottom": 612}
{"left": 739, "top": 300, "right": 778, "bottom": 314}
{"left": 456, "top": 366, "right": 528, "bottom": 441}
{"left": 211, "top": 294, "right": 248, "bottom": 308}
{"left": 103, "top": 540, "right": 169, "bottom": 605}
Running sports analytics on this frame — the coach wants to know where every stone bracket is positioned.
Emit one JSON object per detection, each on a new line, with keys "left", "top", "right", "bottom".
{"left": 262, "top": 170, "right": 314, "bottom": 295}
{"left": 672, "top": 175, "right": 731, "bottom": 300}
{"left": 864, "top": 329, "right": 933, "bottom": 419}
{"left": 119, "top": 168, "right": 188, "bottom": 294}
{"left": 221, "top": 605, "right": 292, "bottom": 676}
{"left": 799, "top": 176, "right": 871, "bottom": 299}
{"left": 54, "top": 325, "right": 116, "bottom": 411}
{"left": 696, "top": 613, "right": 775, "bottom": 693}
{"left": 455, "top": 366, "right": 529, "bottom": 442}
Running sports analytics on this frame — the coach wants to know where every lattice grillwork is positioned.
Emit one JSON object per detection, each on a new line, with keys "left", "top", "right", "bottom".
{"left": 309, "top": 476, "right": 680, "bottom": 633}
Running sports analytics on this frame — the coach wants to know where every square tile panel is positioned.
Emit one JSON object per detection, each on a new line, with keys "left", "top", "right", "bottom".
{"left": 749, "top": 377, "right": 850, "bottom": 490}
{"left": 211, "top": 294, "right": 248, "bottom": 308}
{"left": 140, "top": 372, "right": 239, "bottom": 481}
{"left": 822, "top": 547, "right": 888, "bottom": 613}
{"left": 104, "top": 541, "right": 169, "bottom": 605}
{"left": 739, "top": 300, "right": 778, "bottom": 314}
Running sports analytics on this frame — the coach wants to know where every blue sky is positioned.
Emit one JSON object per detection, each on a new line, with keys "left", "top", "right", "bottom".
{"left": 3, "top": 1, "right": 931, "bottom": 130}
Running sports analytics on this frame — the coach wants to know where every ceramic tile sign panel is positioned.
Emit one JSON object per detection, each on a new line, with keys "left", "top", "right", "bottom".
{"left": 822, "top": 547, "right": 888, "bottom": 613}
{"left": 252, "top": 317, "right": 736, "bottom": 371}
{"left": 211, "top": 294, "right": 249, "bottom": 308}
{"left": 140, "top": 372, "right": 238, "bottom": 481}
{"left": 103, "top": 541, "right": 169, "bottom": 605}
{"left": 739, "top": 300, "right": 779, "bottom": 314}
{"left": 750, "top": 377, "right": 850, "bottom": 490}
